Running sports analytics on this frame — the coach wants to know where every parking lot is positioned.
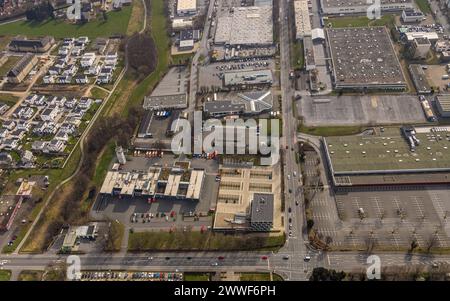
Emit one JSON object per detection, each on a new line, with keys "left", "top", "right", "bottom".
{"left": 425, "top": 64, "right": 450, "bottom": 91}
{"left": 303, "top": 144, "right": 450, "bottom": 251}
{"left": 90, "top": 155, "right": 219, "bottom": 231}
{"left": 298, "top": 94, "right": 426, "bottom": 126}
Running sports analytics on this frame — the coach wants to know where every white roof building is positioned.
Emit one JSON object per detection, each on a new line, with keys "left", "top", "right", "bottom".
{"left": 294, "top": 0, "right": 311, "bottom": 40}
{"left": 177, "top": 0, "right": 197, "bottom": 16}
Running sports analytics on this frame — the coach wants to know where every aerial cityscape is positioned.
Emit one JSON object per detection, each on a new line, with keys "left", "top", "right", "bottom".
{"left": 1, "top": 0, "right": 450, "bottom": 287}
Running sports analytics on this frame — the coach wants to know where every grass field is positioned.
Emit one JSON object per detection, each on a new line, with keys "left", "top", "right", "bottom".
{"left": 0, "top": 93, "right": 20, "bottom": 107}
{"left": 0, "top": 7, "right": 132, "bottom": 38}
{"left": 18, "top": 270, "right": 43, "bottom": 281}
{"left": 239, "top": 273, "right": 284, "bottom": 281}
{"left": 326, "top": 15, "right": 395, "bottom": 29}
{"left": 298, "top": 124, "right": 363, "bottom": 137}
{"left": 127, "top": 0, "right": 145, "bottom": 35}
{"left": 292, "top": 41, "right": 304, "bottom": 70}
{"left": 89, "top": 86, "right": 109, "bottom": 100}
{"left": 128, "top": 231, "right": 285, "bottom": 251}
{"left": 184, "top": 272, "right": 210, "bottom": 281}
{"left": 415, "top": 0, "right": 432, "bottom": 14}
{"left": 0, "top": 56, "right": 21, "bottom": 76}
{"left": 0, "top": 270, "right": 11, "bottom": 281}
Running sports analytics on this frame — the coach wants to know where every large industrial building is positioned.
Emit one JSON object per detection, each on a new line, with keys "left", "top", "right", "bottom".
{"left": 213, "top": 166, "right": 282, "bottom": 232}
{"left": 143, "top": 67, "right": 188, "bottom": 110}
{"left": 100, "top": 166, "right": 205, "bottom": 201}
{"left": 214, "top": 6, "right": 273, "bottom": 46}
{"left": 326, "top": 27, "right": 406, "bottom": 91}
{"left": 294, "top": 0, "right": 311, "bottom": 40}
{"left": 320, "top": 0, "right": 413, "bottom": 15}
{"left": 436, "top": 95, "right": 450, "bottom": 118}
{"left": 176, "top": 0, "right": 197, "bottom": 16}
{"left": 323, "top": 126, "right": 450, "bottom": 187}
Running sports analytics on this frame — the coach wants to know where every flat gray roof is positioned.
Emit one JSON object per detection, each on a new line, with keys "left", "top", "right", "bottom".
{"left": 327, "top": 27, "right": 406, "bottom": 89}
{"left": 322, "top": 0, "right": 412, "bottom": 8}
{"left": 143, "top": 67, "right": 188, "bottom": 109}
{"left": 250, "top": 193, "right": 274, "bottom": 223}
{"left": 409, "top": 64, "right": 431, "bottom": 93}
{"left": 214, "top": 6, "right": 273, "bottom": 45}
{"left": 436, "top": 94, "right": 450, "bottom": 112}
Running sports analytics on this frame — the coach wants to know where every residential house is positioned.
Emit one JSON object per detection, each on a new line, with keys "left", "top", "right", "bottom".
{"left": 46, "top": 139, "right": 66, "bottom": 153}
{"left": 8, "top": 36, "right": 55, "bottom": 53}
{"left": 0, "top": 128, "right": 9, "bottom": 138}
{"left": 32, "top": 140, "right": 48, "bottom": 152}
{"left": 40, "top": 106, "right": 59, "bottom": 122}
{"left": 2, "top": 120, "right": 16, "bottom": 131}
{"left": 75, "top": 75, "right": 89, "bottom": 84}
{"left": 2, "top": 138, "right": 19, "bottom": 150}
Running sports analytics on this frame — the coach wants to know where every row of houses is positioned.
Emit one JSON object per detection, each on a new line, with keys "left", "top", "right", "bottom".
{"left": 0, "top": 94, "right": 98, "bottom": 166}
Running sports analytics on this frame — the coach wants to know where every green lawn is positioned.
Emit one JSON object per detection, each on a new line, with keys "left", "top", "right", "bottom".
{"left": 298, "top": 125, "right": 364, "bottom": 137}
{"left": 18, "top": 270, "right": 43, "bottom": 281}
{"left": 292, "top": 41, "right": 304, "bottom": 70}
{"left": 184, "top": 272, "right": 210, "bottom": 281}
{"left": 89, "top": 86, "right": 109, "bottom": 100}
{"left": 326, "top": 15, "right": 395, "bottom": 29}
{"left": 0, "top": 270, "right": 11, "bottom": 281}
{"left": 171, "top": 53, "right": 193, "bottom": 65}
{"left": 415, "top": 0, "right": 432, "bottom": 14}
{"left": 239, "top": 273, "right": 284, "bottom": 281}
{"left": 128, "top": 231, "right": 285, "bottom": 251}
{"left": 0, "top": 7, "right": 132, "bottom": 38}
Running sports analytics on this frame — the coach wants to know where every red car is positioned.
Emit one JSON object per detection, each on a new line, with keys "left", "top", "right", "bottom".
{"left": 218, "top": 256, "right": 225, "bottom": 260}
{"left": 261, "top": 256, "right": 268, "bottom": 260}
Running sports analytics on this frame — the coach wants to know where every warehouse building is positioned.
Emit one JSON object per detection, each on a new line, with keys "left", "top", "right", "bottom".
{"left": 436, "top": 94, "right": 450, "bottom": 118}
{"left": 214, "top": 6, "right": 273, "bottom": 46}
{"left": 143, "top": 67, "right": 188, "bottom": 110}
{"left": 294, "top": 0, "right": 311, "bottom": 40}
{"left": 323, "top": 126, "right": 450, "bottom": 187}
{"left": 176, "top": 0, "right": 197, "bottom": 16}
{"left": 408, "top": 64, "right": 431, "bottom": 94}
{"left": 100, "top": 167, "right": 205, "bottom": 201}
{"left": 320, "top": 0, "right": 413, "bottom": 15}
{"left": 8, "top": 36, "right": 55, "bottom": 53}
{"left": 327, "top": 27, "right": 406, "bottom": 91}
{"left": 6, "top": 53, "right": 38, "bottom": 83}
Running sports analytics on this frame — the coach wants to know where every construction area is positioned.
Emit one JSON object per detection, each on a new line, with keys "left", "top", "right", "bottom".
{"left": 326, "top": 27, "right": 406, "bottom": 91}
